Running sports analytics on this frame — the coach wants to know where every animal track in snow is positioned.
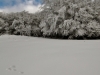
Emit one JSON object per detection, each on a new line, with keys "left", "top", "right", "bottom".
{"left": 13, "top": 69, "right": 17, "bottom": 71}
{"left": 19, "top": 71, "right": 24, "bottom": 74}
{"left": 12, "top": 65, "right": 16, "bottom": 68}
{"left": 7, "top": 65, "right": 24, "bottom": 74}
{"left": 7, "top": 68, "right": 12, "bottom": 71}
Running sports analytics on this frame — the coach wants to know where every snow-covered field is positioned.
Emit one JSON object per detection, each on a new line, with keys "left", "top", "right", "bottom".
{"left": 0, "top": 35, "right": 100, "bottom": 75}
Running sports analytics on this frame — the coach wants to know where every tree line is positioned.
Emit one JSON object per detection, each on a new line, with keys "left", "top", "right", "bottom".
{"left": 0, "top": 0, "right": 100, "bottom": 39}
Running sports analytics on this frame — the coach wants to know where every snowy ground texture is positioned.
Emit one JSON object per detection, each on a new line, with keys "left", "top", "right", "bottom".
{"left": 0, "top": 35, "right": 100, "bottom": 75}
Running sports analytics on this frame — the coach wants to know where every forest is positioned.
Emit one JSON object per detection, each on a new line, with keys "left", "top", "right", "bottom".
{"left": 0, "top": 0, "right": 100, "bottom": 39}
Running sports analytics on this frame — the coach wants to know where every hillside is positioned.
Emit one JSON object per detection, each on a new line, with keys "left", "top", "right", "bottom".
{"left": 0, "top": 35, "right": 100, "bottom": 75}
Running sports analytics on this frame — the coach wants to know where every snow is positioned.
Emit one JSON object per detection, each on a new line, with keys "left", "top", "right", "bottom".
{"left": 0, "top": 35, "right": 100, "bottom": 75}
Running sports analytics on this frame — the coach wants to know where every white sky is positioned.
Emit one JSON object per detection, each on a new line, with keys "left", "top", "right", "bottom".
{"left": 0, "top": 0, "right": 42, "bottom": 13}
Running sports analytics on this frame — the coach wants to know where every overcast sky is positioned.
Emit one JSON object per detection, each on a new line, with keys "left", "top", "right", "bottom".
{"left": 0, "top": 0, "right": 42, "bottom": 13}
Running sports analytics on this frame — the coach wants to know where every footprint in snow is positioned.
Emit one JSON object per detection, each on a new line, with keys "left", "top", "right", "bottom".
{"left": 19, "top": 71, "right": 24, "bottom": 74}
